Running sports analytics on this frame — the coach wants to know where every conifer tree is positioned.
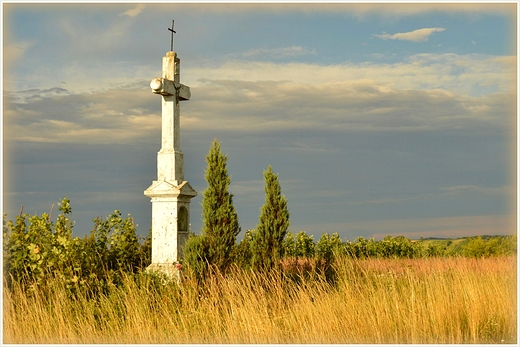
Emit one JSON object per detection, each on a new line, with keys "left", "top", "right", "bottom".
{"left": 252, "top": 165, "right": 290, "bottom": 271}
{"left": 200, "top": 138, "right": 240, "bottom": 272}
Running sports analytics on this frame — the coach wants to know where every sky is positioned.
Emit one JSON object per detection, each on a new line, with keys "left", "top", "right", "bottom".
{"left": 2, "top": 2, "right": 518, "bottom": 242}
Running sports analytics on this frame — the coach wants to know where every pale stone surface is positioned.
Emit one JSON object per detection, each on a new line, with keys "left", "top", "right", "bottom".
{"left": 150, "top": 78, "right": 191, "bottom": 100}
{"left": 144, "top": 51, "right": 196, "bottom": 277}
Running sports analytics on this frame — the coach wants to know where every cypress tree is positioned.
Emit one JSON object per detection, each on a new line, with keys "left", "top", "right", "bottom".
{"left": 252, "top": 165, "right": 290, "bottom": 271}
{"left": 200, "top": 138, "right": 240, "bottom": 272}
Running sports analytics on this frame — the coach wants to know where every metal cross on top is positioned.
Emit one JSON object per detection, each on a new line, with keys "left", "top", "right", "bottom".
{"left": 168, "top": 20, "right": 176, "bottom": 52}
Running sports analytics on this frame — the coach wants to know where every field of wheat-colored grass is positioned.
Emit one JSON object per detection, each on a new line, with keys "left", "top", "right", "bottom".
{"left": 3, "top": 256, "right": 517, "bottom": 344}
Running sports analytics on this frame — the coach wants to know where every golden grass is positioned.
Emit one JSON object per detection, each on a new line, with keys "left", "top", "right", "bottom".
{"left": 4, "top": 256, "right": 517, "bottom": 344}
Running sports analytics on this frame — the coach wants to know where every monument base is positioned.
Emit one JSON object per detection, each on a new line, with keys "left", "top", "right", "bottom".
{"left": 146, "top": 263, "right": 182, "bottom": 283}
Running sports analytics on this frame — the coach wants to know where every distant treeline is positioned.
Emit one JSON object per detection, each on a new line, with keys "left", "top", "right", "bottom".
{"left": 279, "top": 231, "right": 517, "bottom": 259}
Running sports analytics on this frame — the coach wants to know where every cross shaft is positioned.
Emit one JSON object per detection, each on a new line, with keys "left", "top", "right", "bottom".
{"left": 149, "top": 51, "right": 190, "bottom": 184}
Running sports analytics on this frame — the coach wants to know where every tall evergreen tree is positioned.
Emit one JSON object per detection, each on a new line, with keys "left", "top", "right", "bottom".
{"left": 200, "top": 138, "right": 240, "bottom": 272}
{"left": 252, "top": 165, "right": 290, "bottom": 271}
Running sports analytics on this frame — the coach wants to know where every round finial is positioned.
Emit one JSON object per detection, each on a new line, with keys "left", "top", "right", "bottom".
{"left": 150, "top": 78, "right": 163, "bottom": 91}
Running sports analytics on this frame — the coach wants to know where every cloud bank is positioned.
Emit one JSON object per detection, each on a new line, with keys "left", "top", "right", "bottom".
{"left": 374, "top": 27, "right": 446, "bottom": 42}
{"left": 4, "top": 52, "right": 514, "bottom": 147}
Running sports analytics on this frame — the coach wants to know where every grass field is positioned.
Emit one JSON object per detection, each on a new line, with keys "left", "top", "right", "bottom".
{"left": 3, "top": 256, "right": 517, "bottom": 344}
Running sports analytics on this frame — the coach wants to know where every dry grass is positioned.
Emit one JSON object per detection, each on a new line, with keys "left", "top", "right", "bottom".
{"left": 3, "top": 256, "right": 517, "bottom": 344}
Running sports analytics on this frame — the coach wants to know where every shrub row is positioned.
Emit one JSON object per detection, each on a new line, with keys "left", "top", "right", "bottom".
{"left": 4, "top": 198, "right": 516, "bottom": 290}
{"left": 194, "top": 230, "right": 516, "bottom": 277}
{"left": 282, "top": 231, "right": 517, "bottom": 260}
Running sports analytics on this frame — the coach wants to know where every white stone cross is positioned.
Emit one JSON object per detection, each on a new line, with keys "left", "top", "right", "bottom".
{"left": 145, "top": 50, "right": 197, "bottom": 277}
{"left": 150, "top": 51, "right": 191, "bottom": 186}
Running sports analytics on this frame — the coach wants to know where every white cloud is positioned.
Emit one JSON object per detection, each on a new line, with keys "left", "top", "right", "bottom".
{"left": 3, "top": 88, "right": 161, "bottom": 144}
{"left": 180, "top": 53, "right": 516, "bottom": 135}
{"left": 184, "top": 53, "right": 515, "bottom": 96}
{"left": 12, "top": 53, "right": 512, "bottom": 99}
{"left": 374, "top": 27, "right": 446, "bottom": 42}
{"left": 119, "top": 4, "right": 145, "bottom": 17}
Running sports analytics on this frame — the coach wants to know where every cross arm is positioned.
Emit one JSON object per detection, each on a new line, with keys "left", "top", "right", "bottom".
{"left": 150, "top": 78, "right": 191, "bottom": 100}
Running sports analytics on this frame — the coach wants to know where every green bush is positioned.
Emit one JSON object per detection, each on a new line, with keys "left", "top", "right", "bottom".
{"left": 314, "top": 232, "right": 345, "bottom": 281}
{"left": 91, "top": 210, "right": 144, "bottom": 272}
{"left": 376, "top": 235, "right": 422, "bottom": 258}
{"left": 284, "top": 231, "right": 315, "bottom": 258}
{"left": 3, "top": 197, "right": 150, "bottom": 293}
{"left": 315, "top": 232, "right": 344, "bottom": 263}
{"left": 232, "top": 229, "right": 256, "bottom": 269}
{"left": 461, "top": 235, "right": 517, "bottom": 258}
{"left": 3, "top": 197, "right": 81, "bottom": 289}
{"left": 345, "top": 236, "right": 378, "bottom": 258}
{"left": 183, "top": 233, "right": 210, "bottom": 279}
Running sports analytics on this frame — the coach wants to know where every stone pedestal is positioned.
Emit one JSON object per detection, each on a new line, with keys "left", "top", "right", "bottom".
{"left": 145, "top": 180, "right": 196, "bottom": 268}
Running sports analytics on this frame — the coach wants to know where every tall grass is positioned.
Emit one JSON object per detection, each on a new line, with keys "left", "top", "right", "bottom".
{"left": 4, "top": 256, "right": 516, "bottom": 344}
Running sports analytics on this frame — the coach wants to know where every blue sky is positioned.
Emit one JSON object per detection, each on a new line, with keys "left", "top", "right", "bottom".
{"left": 3, "top": 3, "right": 517, "bottom": 241}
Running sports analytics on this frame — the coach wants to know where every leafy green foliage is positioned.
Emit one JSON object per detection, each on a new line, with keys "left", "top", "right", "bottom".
{"left": 284, "top": 231, "right": 315, "bottom": 258}
{"left": 198, "top": 138, "right": 240, "bottom": 272}
{"left": 315, "top": 232, "right": 344, "bottom": 262}
{"left": 91, "top": 210, "right": 143, "bottom": 272}
{"left": 462, "top": 235, "right": 517, "bottom": 258}
{"left": 375, "top": 235, "right": 422, "bottom": 258}
{"left": 345, "top": 236, "right": 379, "bottom": 258}
{"left": 183, "top": 234, "right": 210, "bottom": 279}
{"left": 3, "top": 197, "right": 150, "bottom": 293}
{"left": 314, "top": 232, "right": 345, "bottom": 280}
{"left": 251, "top": 165, "right": 290, "bottom": 271}
{"left": 3, "top": 198, "right": 81, "bottom": 290}
{"left": 278, "top": 232, "right": 514, "bottom": 266}
{"left": 232, "top": 229, "right": 256, "bottom": 269}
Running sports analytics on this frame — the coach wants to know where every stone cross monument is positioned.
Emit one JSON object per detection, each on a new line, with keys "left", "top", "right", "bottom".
{"left": 145, "top": 24, "right": 197, "bottom": 276}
